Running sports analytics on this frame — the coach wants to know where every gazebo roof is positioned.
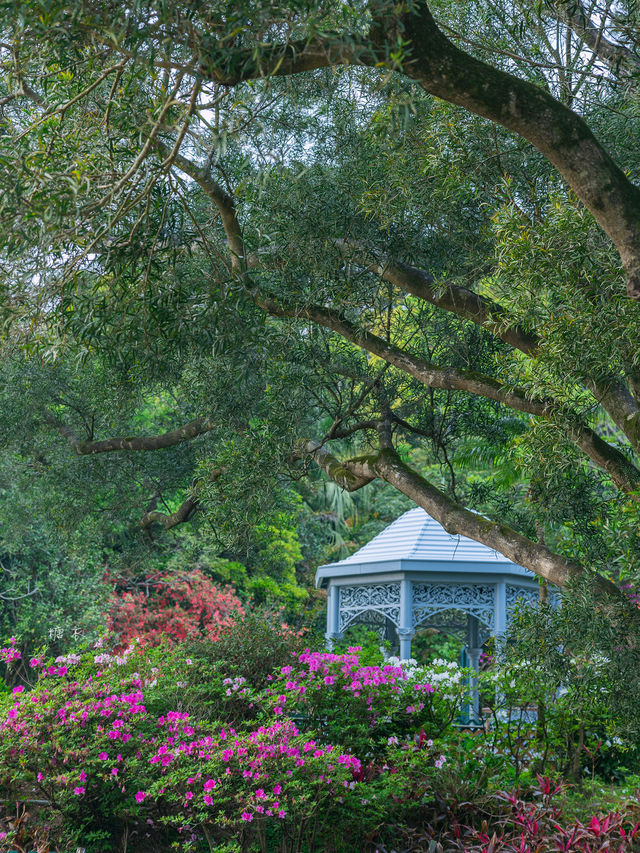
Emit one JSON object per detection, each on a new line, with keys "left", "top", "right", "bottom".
{"left": 315, "top": 507, "right": 534, "bottom": 588}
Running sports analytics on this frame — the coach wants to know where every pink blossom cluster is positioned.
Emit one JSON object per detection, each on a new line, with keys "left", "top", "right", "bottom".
{"left": 144, "top": 714, "right": 362, "bottom": 823}
{"left": 0, "top": 637, "right": 21, "bottom": 664}
{"left": 222, "top": 675, "right": 247, "bottom": 697}
{"left": 0, "top": 645, "right": 365, "bottom": 832}
{"left": 264, "top": 649, "right": 436, "bottom": 721}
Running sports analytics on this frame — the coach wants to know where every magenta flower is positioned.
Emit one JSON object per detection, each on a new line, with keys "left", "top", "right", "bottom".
{"left": 203, "top": 794, "right": 214, "bottom": 805}
{"left": 12, "top": 685, "right": 24, "bottom": 694}
{"left": 204, "top": 779, "right": 216, "bottom": 792}
{"left": 241, "top": 812, "right": 253, "bottom": 822}
{"left": 135, "top": 791, "right": 146, "bottom": 803}
{"left": 98, "top": 752, "right": 108, "bottom": 760}
{"left": 273, "top": 783, "right": 282, "bottom": 795}
{"left": 73, "top": 787, "right": 85, "bottom": 795}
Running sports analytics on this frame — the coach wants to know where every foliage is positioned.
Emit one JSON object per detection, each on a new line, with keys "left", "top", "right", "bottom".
{"left": 460, "top": 588, "right": 640, "bottom": 789}
{"left": 107, "top": 568, "right": 245, "bottom": 648}
{"left": 1, "top": 0, "right": 640, "bottom": 599}
{"left": 206, "top": 608, "right": 310, "bottom": 689}
{"left": 452, "top": 776, "right": 640, "bottom": 852}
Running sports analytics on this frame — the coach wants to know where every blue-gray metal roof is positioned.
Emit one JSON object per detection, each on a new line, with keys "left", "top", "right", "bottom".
{"left": 315, "top": 508, "right": 534, "bottom": 587}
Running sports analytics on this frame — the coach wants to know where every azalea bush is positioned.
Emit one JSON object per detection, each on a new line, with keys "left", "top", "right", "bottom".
{"left": 260, "top": 651, "right": 467, "bottom": 757}
{"left": 2, "top": 623, "right": 638, "bottom": 853}
{"left": 0, "top": 635, "right": 466, "bottom": 852}
{"left": 107, "top": 568, "right": 245, "bottom": 648}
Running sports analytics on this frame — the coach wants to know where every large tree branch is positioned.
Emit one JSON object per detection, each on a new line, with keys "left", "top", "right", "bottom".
{"left": 45, "top": 414, "right": 215, "bottom": 454}
{"left": 257, "top": 296, "right": 553, "bottom": 416}
{"left": 196, "top": 35, "right": 369, "bottom": 86}
{"left": 193, "top": 6, "right": 640, "bottom": 298}
{"left": 261, "top": 297, "right": 640, "bottom": 496}
{"left": 338, "top": 239, "right": 539, "bottom": 355}
{"left": 307, "top": 440, "right": 618, "bottom": 594}
{"left": 340, "top": 241, "right": 640, "bottom": 446}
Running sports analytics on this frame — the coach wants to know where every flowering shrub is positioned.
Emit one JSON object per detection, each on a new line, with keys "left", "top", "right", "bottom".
{"left": 2, "top": 630, "right": 636, "bottom": 853}
{"left": 107, "top": 569, "right": 244, "bottom": 648}
{"left": 259, "top": 649, "right": 468, "bottom": 756}
{"left": 0, "top": 640, "right": 383, "bottom": 851}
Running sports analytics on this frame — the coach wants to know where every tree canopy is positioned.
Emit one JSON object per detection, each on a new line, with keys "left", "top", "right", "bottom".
{"left": 2, "top": 0, "right": 640, "bottom": 596}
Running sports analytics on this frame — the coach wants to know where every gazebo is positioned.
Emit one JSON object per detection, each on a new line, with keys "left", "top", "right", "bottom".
{"left": 316, "top": 507, "right": 544, "bottom": 720}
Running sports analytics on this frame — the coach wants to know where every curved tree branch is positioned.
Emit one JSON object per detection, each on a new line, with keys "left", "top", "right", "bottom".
{"left": 306, "top": 439, "right": 619, "bottom": 595}
{"left": 45, "top": 414, "right": 215, "bottom": 454}
{"left": 140, "top": 494, "right": 200, "bottom": 530}
{"left": 260, "top": 297, "right": 640, "bottom": 497}
{"left": 192, "top": 4, "right": 640, "bottom": 298}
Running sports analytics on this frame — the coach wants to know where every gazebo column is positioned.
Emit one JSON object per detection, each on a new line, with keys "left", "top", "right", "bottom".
{"left": 325, "top": 583, "right": 342, "bottom": 649}
{"left": 491, "top": 581, "right": 507, "bottom": 713}
{"left": 494, "top": 580, "right": 507, "bottom": 639}
{"left": 397, "top": 579, "right": 414, "bottom": 660}
{"left": 466, "top": 614, "right": 482, "bottom": 723}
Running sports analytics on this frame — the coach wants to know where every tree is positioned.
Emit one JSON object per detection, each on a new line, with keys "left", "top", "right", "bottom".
{"left": 2, "top": 0, "right": 640, "bottom": 595}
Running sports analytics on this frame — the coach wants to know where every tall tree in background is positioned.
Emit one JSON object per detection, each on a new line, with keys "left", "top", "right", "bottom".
{"left": 2, "top": 0, "right": 640, "bottom": 594}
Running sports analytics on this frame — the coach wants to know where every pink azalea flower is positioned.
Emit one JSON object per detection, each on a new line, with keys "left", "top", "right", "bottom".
{"left": 203, "top": 794, "right": 214, "bottom": 805}
{"left": 241, "top": 812, "right": 253, "bottom": 822}
{"left": 73, "top": 787, "right": 85, "bottom": 795}
{"left": 98, "top": 752, "right": 108, "bottom": 761}
{"left": 135, "top": 791, "right": 146, "bottom": 803}
{"left": 12, "top": 685, "right": 24, "bottom": 694}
